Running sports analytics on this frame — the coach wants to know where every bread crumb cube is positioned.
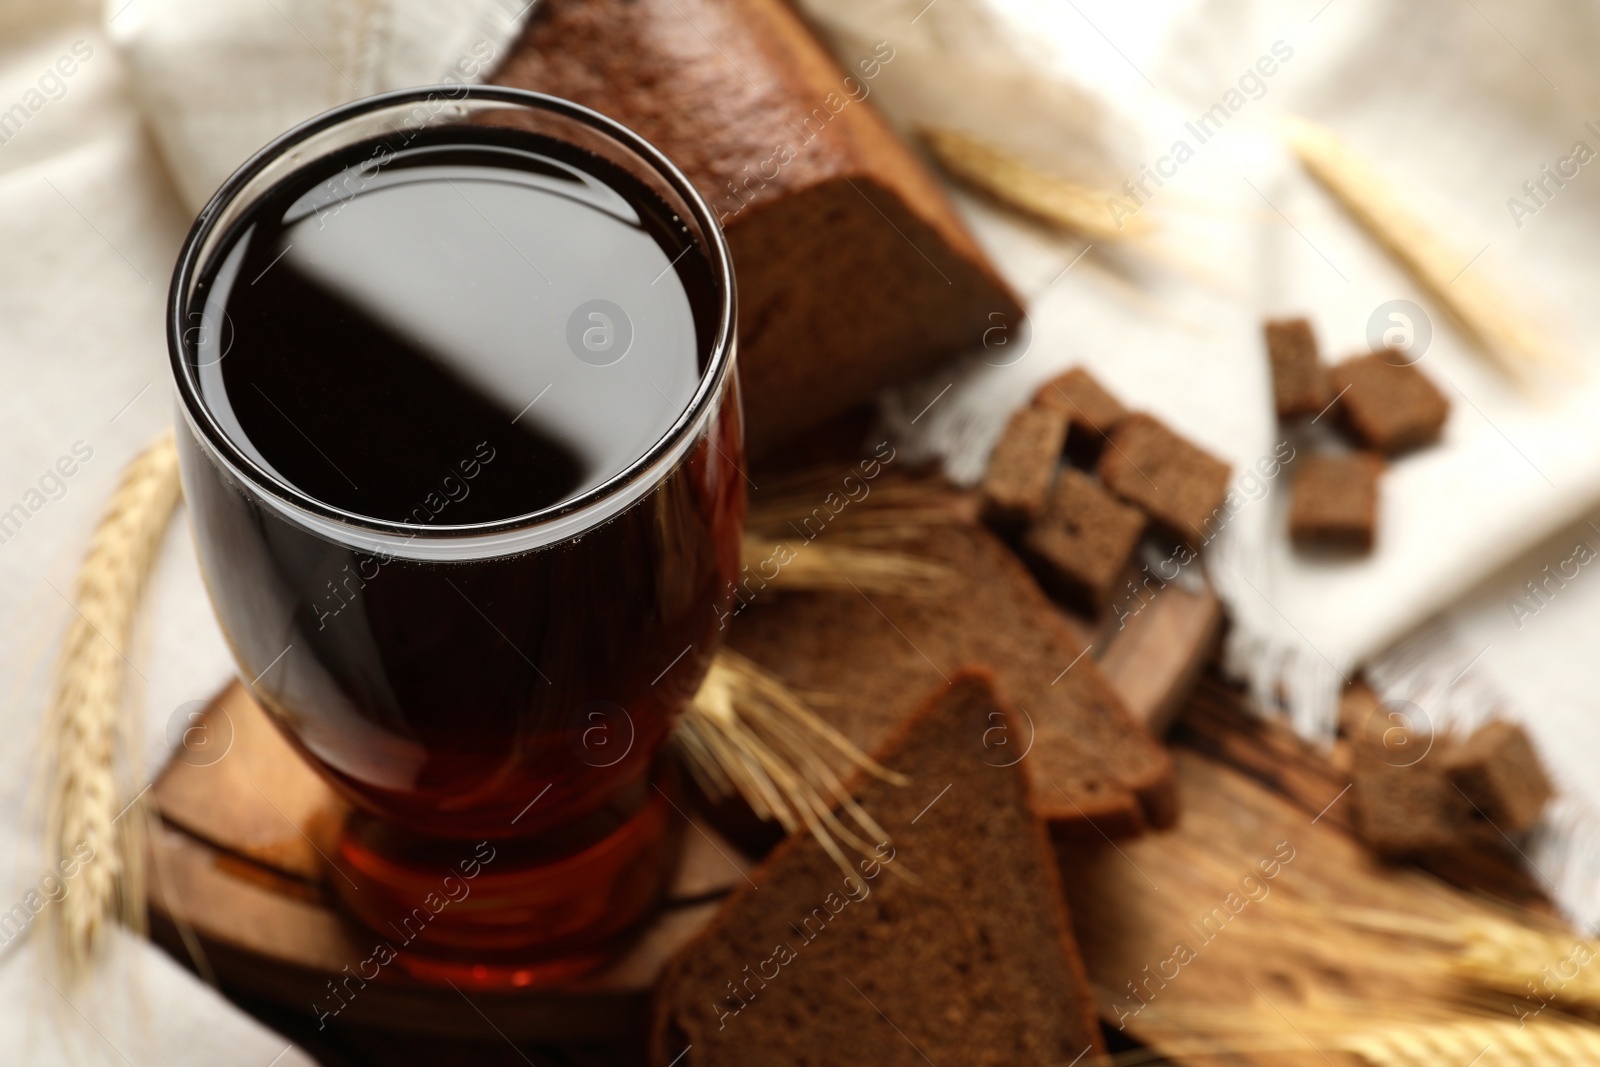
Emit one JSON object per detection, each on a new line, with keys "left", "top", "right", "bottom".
{"left": 1353, "top": 745, "right": 1473, "bottom": 857}
{"left": 1265, "top": 317, "right": 1328, "bottom": 419}
{"left": 1329, "top": 352, "right": 1450, "bottom": 453}
{"left": 1033, "top": 367, "right": 1129, "bottom": 461}
{"left": 1097, "top": 413, "right": 1232, "bottom": 545}
{"left": 1289, "top": 452, "right": 1383, "bottom": 552}
{"left": 1442, "top": 720, "right": 1552, "bottom": 833}
{"left": 1021, "top": 469, "right": 1146, "bottom": 613}
{"left": 981, "top": 406, "right": 1068, "bottom": 527}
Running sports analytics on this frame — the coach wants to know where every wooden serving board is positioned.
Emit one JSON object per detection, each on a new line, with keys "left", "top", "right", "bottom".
{"left": 147, "top": 588, "right": 1555, "bottom": 1067}
{"left": 1061, "top": 679, "right": 1554, "bottom": 1067}
{"left": 143, "top": 574, "right": 1222, "bottom": 1045}
{"left": 146, "top": 680, "right": 754, "bottom": 1041}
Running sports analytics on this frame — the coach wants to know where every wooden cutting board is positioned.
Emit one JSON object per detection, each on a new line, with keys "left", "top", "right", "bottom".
{"left": 143, "top": 575, "right": 1221, "bottom": 1043}
{"left": 145, "top": 590, "right": 1555, "bottom": 1067}
{"left": 1060, "top": 681, "right": 1553, "bottom": 1067}
{"left": 146, "top": 678, "right": 752, "bottom": 1040}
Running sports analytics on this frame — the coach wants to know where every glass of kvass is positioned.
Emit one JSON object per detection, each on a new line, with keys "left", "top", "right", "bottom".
{"left": 166, "top": 87, "right": 743, "bottom": 987}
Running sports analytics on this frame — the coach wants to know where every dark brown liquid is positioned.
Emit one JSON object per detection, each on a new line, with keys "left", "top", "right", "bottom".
{"left": 191, "top": 126, "right": 716, "bottom": 524}
{"left": 178, "top": 126, "right": 743, "bottom": 855}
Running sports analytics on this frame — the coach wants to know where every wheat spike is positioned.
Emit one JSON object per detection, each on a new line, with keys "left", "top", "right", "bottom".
{"left": 741, "top": 537, "right": 954, "bottom": 597}
{"left": 1323, "top": 906, "right": 1600, "bottom": 1010}
{"left": 677, "top": 650, "right": 907, "bottom": 876}
{"left": 1449, "top": 918, "right": 1600, "bottom": 1011}
{"left": 1338, "top": 1020, "right": 1600, "bottom": 1066}
{"left": 1283, "top": 115, "right": 1563, "bottom": 381}
{"left": 43, "top": 431, "right": 182, "bottom": 975}
{"left": 921, "top": 125, "right": 1149, "bottom": 240}
{"left": 745, "top": 470, "right": 966, "bottom": 529}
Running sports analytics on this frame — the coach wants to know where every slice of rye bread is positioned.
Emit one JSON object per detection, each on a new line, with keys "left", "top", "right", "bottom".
{"left": 650, "top": 672, "right": 1104, "bottom": 1067}
{"left": 493, "top": 0, "right": 1022, "bottom": 454}
{"left": 729, "top": 503, "right": 1175, "bottom": 836}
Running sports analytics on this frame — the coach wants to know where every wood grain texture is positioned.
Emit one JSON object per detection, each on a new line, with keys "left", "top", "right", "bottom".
{"left": 153, "top": 681, "right": 342, "bottom": 881}
{"left": 147, "top": 683, "right": 753, "bottom": 1041}
{"left": 1172, "top": 679, "right": 1550, "bottom": 909}
{"left": 1062, "top": 746, "right": 1498, "bottom": 1066}
{"left": 1062, "top": 681, "right": 1558, "bottom": 1067}
{"left": 149, "top": 819, "right": 730, "bottom": 1041}
{"left": 156, "top": 558, "right": 1556, "bottom": 1067}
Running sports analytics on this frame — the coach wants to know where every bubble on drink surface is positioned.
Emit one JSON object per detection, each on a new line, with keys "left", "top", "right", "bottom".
{"left": 981, "top": 704, "right": 1035, "bottom": 768}
{"left": 165, "top": 699, "right": 234, "bottom": 767}
{"left": 566, "top": 300, "right": 634, "bottom": 367}
{"left": 1366, "top": 299, "right": 1432, "bottom": 366}
{"left": 568, "top": 699, "right": 635, "bottom": 768}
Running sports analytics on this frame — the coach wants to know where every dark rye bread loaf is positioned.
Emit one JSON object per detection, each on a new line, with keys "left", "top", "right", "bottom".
{"left": 493, "top": 0, "right": 1022, "bottom": 453}
{"left": 729, "top": 491, "right": 1175, "bottom": 836}
{"left": 651, "top": 672, "right": 1104, "bottom": 1067}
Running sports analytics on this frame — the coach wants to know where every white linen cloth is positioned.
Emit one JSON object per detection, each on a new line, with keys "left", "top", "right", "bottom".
{"left": 800, "top": 0, "right": 1600, "bottom": 927}
{"left": 0, "top": 0, "right": 528, "bottom": 1061}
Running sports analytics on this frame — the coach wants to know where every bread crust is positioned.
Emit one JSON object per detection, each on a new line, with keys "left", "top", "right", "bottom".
{"left": 493, "top": 0, "right": 1022, "bottom": 452}
{"left": 648, "top": 669, "right": 1105, "bottom": 1067}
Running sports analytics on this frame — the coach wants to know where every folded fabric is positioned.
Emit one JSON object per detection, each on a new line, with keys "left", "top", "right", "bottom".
{"left": 114, "top": 0, "right": 530, "bottom": 211}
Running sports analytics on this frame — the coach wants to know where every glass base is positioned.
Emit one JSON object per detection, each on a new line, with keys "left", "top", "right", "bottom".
{"left": 330, "top": 775, "right": 682, "bottom": 990}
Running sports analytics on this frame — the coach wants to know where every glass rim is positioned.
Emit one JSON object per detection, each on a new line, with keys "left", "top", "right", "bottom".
{"left": 166, "top": 85, "right": 738, "bottom": 545}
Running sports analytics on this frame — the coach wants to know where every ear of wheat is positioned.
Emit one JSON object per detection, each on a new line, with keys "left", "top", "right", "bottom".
{"left": 1338, "top": 1020, "right": 1600, "bottom": 1066}
{"left": 1322, "top": 906, "right": 1600, "bottom": 1014}
{"left": 1283, "top": 115, "right": 1562, "bottom": 382}
{"left": 743, "top": 468, "right": 970, "bottom": 542}
{"left": 43, "top": 431, "right": 182, "bottom": 976}
{"left": 920, "top": 124, "right": 1149, "bottom": 241}
{"left": 1448, "top": 917, "right": 1600, "bottom": 1013}
{"left": 742, "top": 537, "right": 955, "bottom": 597}
{"left": 1094, "top": 889, "right": 1600, "bottom": 1064}
{"left": 1109, "top": 1019, "right": 1600, "bottom": 1066}
{"left": 675, "top": 649, "right": 908, "bottom": 877}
